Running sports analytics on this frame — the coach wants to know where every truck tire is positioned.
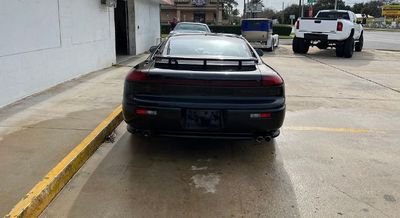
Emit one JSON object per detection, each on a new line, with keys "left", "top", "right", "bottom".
{"left": 298, "top": 39, "right": 309, "bottom": 54}
{"left": 343, "top": 37, "right": 354, "bottom": 58}
{"left": 292, "top": 37, "right": 300, "bottom": 53}
{"left": 293, "top": 37, "right": 309, "bottom": 54}
{"left": 355, "top": 34, "right": 363, "bottom": 52}
{"left": 336, "top": 43, "right": 344, "bottom": 57}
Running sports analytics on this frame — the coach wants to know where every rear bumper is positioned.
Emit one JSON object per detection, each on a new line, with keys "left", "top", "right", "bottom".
{"left": 295, "top": 32, "right": 347, "bottom": 41}
{"left": 123, "top": 99, "right": 285, "bottom": 137}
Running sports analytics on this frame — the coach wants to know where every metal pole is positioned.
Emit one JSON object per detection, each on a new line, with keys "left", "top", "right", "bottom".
{"left": 298, "top": 0, "right": 302, "bottom": 17}
{"left": 282, "top": 2, "right": 285, "bottom": 24}
{"left": 334, "top": 0, "right": 337, "bottom": 10}
{"left": 243, "top": 0, "right": 246, "bottom": 18}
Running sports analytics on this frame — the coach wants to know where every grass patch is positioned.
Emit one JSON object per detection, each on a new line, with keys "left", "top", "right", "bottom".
{"left": 279, "top": 35, "right": 294, "bottom": 39}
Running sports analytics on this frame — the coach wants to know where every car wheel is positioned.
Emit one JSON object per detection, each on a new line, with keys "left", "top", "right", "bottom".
{"left": 343, "top": 37, "right": 354, "bottom": 58}
{"left": 355, "top": 34, "right": 363, "bottom": 52}
{"left": 266, "top": 40, "right": 274, "bottom": 52}
{"left": 336, "top": 43, "right": 344, "bottom": 57}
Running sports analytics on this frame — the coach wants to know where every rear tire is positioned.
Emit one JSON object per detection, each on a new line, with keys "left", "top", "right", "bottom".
{"left": 292, "top": 37, "right": 309, "bottom": 54}
{"left": 266, "top": 40, "right": 274, "bottom": 52}
{"left": 292, "top": 37, "right": 300, "bottom": 53}
{"left": 343, "top": 37, "right": 354, "bottom": 58}
{"left": 336, "top": 43, "right": 344, "bottom": 57}
{"left": 355, "top": 34, "right": 363, "bottom": 52}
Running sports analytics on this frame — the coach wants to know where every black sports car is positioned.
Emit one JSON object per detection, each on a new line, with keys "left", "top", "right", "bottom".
{"left": 123, "top": 33, "right": 285, "bottom": 141}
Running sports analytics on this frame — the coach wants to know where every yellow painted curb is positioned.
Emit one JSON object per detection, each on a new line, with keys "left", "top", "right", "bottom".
{"left": 5, "top": 105, "right": 123, "bottom": 218}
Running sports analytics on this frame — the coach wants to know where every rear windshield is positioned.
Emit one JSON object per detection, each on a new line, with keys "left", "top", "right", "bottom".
{"left": 175, "top": 24, "right": 209, "bottom": 32}
{"left": 241, "top": 20, "right": 271, "bottom": 31}
{"left": 316, "top": 12, "right": 350, "bottom": 20}
{"left": 163, "top": 36, "right": 253, "bottom": 58}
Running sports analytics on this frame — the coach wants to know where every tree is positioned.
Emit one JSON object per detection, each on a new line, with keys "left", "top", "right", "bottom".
{"left": 312, "top": 0, "right": 351, "bottom": 16}
{"left": 353, "top": 1, "right": 383, "bottom": 17}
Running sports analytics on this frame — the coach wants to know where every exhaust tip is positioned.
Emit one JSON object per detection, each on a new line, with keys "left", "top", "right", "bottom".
{"left": 255, "top": 136, "right": 265, "bottom": 143}
{"left": 143, "top": 130, "right": 151, "bottom": 138}
{"left": 264, "top": 136, "right": 272, "bottom": 142}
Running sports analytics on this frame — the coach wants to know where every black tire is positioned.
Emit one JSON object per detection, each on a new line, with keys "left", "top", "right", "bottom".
{"left": 293, "top": 37, "right": 309, "bottom": 54}
{"left": 336, "top": 43, "right": 344, "bottom": 57}
{"left": 292, "top": 37, "right": 300, "bottom": 53}
{"left": 343, "top": 37, "right": 354, "bottom": 58}
{"left": 355, "top": 34, "right": 363, "bottom": 52}
{"left": 298, "top": 39, "right": 309, "bottom": 54}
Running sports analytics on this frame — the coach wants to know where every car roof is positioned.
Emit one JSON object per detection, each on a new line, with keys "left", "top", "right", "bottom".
{"left": 318, "top": 10, "right": 350, "bottom": 13}
{"left": 169, "top": 32, "right": 242, "bottom": 39}
{"left": 176, "top": 22, "right": 208, "bottom": 26}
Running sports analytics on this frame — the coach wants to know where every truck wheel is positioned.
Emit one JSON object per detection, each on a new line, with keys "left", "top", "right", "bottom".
{"left": 293, "top": 38, "right": 309, "bottom": 54}
{"left": 336, "top": 43, "right": 344, "bottom": 57}
{"left": 355, "top": 34, "right": 363, "bottom": 52}
{"left": 343, "top": 37, "right": 354, "bottom": 58}
{"left": 292, "top": 37, "right": 300, "bottom": 53}
{"left": 299, "top": 39, "right": 309, "bottom": 54}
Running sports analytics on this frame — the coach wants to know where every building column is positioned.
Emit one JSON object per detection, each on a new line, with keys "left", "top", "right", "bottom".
{"left": 217, "top": 9, "right": 222, "bottom": 24}
{"left": 177, "top": 9, "right": 181, "bottom": 21}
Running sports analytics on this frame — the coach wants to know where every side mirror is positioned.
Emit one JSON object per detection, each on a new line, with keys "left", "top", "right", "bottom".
{"left": 149, "top": 46, "right": 158, "bottom": 53}
{"left": 255, "top": 48, "right": 264, "bottom": 57}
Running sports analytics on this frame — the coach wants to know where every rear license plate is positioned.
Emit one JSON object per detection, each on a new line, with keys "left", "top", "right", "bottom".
{"left": 184, "top": 110, "right": 222, "bottom": 130}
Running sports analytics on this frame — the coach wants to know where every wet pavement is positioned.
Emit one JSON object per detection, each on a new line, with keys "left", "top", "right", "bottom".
{"left": 41, "top": 46, "right": 400, "bottom": 217}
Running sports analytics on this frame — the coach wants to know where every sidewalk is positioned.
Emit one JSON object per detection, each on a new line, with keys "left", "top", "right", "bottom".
{"left": 0, "top": 54, "right": 148, "bottom": 216}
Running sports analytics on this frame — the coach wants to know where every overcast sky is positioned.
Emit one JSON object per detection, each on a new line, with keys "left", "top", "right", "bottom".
{"left": 236, "top": 0, "right": 371, "bottom": 12}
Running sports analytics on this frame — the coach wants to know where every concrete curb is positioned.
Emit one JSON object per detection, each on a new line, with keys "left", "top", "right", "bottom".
{"left": 5, "top": 105, "right": 123, "bottom": 218}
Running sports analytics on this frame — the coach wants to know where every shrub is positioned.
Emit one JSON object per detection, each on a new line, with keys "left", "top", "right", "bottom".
{"left": 272, "top": 25, "right": 292, "bottom": 36}
{"left": 161, "top": 24, "right": 170, "bottom": 34}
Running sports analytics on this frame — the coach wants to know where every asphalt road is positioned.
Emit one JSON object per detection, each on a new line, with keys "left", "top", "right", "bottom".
{"left": 42, "top": 46, "right": 400, "bottom": 218}
{"left": 363, "top": 31, "right": 400, "bottom": 51}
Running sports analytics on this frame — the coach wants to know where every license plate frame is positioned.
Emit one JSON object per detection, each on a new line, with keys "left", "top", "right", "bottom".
{"left": 183, "top": 109, "right": 223, "bottom": 130}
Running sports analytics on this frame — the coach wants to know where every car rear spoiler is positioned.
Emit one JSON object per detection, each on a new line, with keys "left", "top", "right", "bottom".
{"left": 154, "top": 55, "right": 258, "bottom": 70}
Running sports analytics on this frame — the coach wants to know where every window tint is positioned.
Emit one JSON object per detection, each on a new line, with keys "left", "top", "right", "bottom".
{"left": 164, "top": 36, "right": 253, "bottom": 58}
{"left": 317, "top": 12, "right": 350, "bottom": 20}
{"left": 175, "top": 24, "right": 208, "bottom": 32}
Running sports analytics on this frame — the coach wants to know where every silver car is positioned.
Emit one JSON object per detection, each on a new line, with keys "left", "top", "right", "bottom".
{"left": 169, "top": 22, "right": 211, "bottom": 36}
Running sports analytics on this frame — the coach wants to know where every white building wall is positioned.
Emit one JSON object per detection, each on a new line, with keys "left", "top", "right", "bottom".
{"left": 0, "top": 0, "right": 116, "bottom": 108}
{"left": 134, "top": 0, "right": 161, "bottom": 54}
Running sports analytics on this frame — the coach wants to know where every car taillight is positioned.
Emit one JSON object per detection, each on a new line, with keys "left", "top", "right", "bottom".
{"left": 126, "top": 69, "right": 147, "bottom": 81}
{"left": 337, "top": 22, "right": 343, "bottom": 31}
{"left": 262, "top": 75, "right": 283, "bottom": 86}
{"left": 135, "top": 108, "right": 157, "bottom": 116}
{"left": 295, "top": 21, "right": 300, "bottom": 29}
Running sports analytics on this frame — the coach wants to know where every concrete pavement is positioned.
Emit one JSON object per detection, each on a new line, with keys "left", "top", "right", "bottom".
{"left": 42, "top": 46, "right": 400, "bottom": 217}
{"left": 0, "top": 54, "right": 147, "bottom": 216}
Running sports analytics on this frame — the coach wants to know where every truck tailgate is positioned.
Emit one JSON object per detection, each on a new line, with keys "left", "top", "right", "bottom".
{"left": 299, "top": 19, "right": 337, "bottom": 33}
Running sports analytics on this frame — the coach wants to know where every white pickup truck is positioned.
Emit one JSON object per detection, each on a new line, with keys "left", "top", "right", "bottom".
{"left": 293, "top": 10, "right": 364, "bottom": 58}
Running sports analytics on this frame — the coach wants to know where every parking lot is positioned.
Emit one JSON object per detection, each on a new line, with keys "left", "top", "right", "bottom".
{"left": 40, "top": 45, "right": 400, "bottom": 218}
